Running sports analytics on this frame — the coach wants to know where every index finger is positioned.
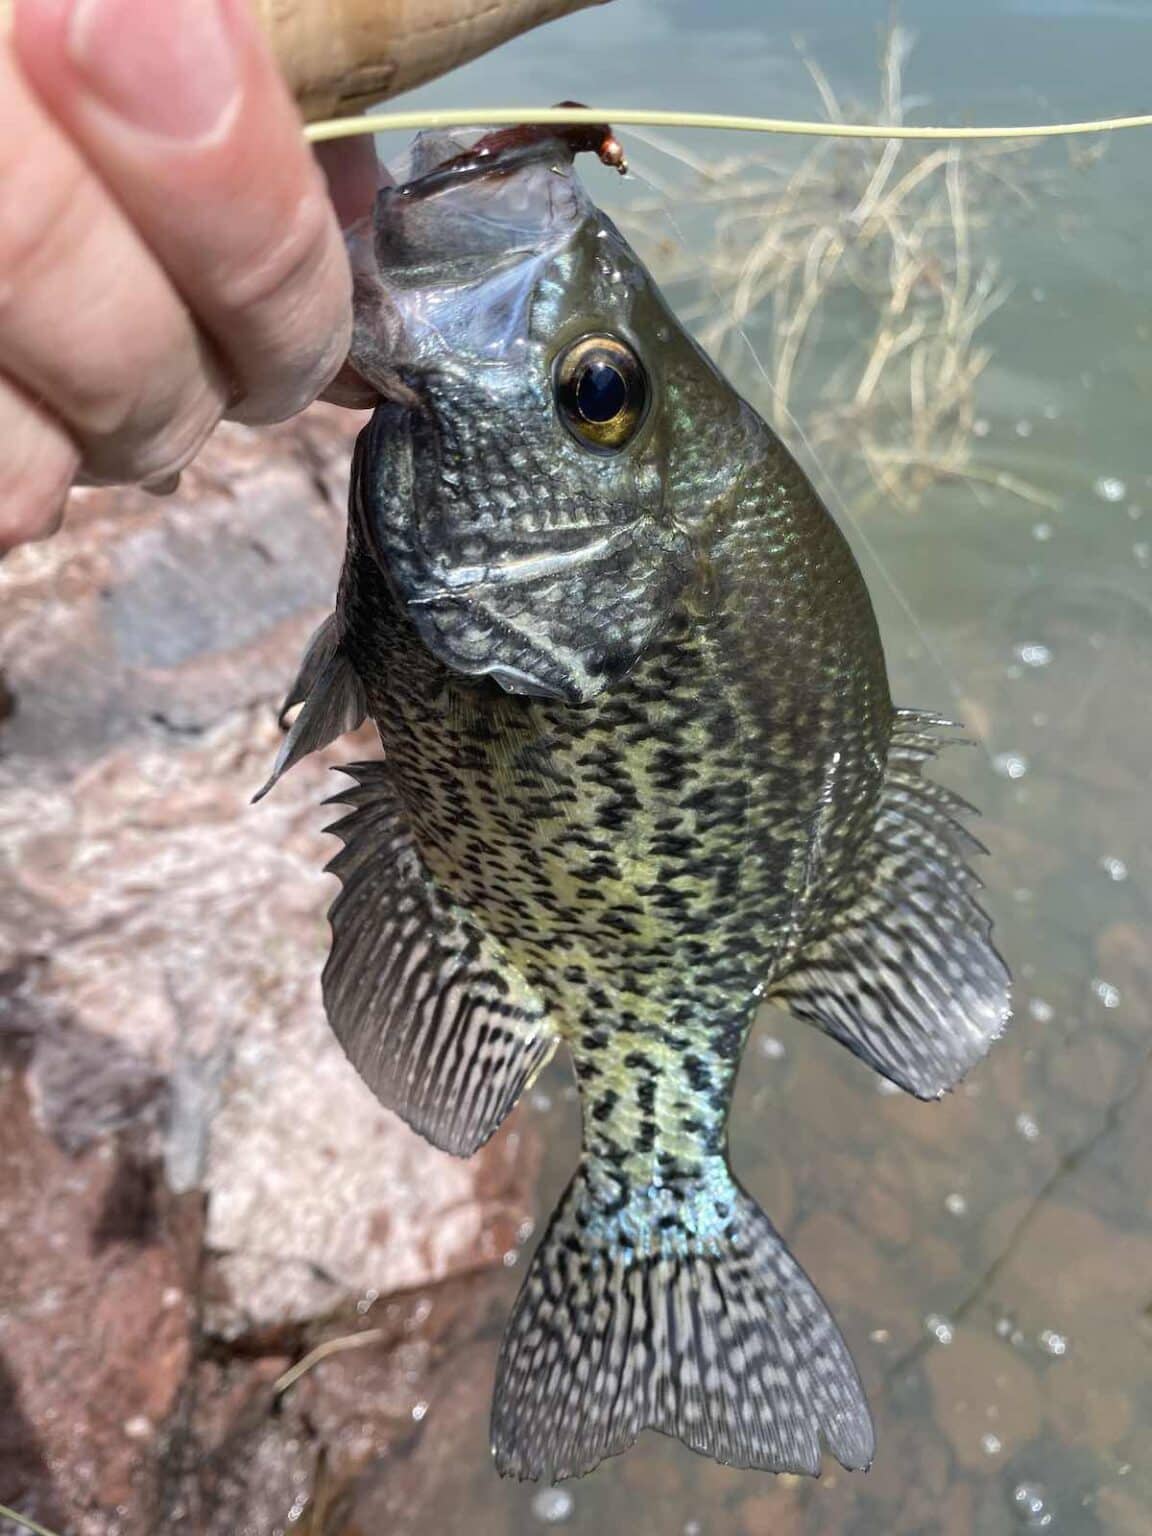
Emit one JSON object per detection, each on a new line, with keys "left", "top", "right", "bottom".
{"left": 12, "top": 0, "right": 352, "bottom": 425}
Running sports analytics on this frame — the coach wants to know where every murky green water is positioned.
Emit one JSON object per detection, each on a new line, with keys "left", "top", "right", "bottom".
{"left": 359, "top": 4, "right": 1151, "bottom": 1531}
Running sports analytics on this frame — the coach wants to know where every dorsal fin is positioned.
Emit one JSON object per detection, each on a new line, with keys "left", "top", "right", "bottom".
{"left": 253, "top": 615, "right": 367, "bottom": 801}
{"left": 768, "top": 711, "right": 1011, "bottom": 1099}
{"left": 322, "top": 762, "right": 558, "bottom": 1156}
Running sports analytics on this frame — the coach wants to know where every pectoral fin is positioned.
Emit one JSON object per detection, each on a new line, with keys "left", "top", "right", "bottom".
{"left": 253, "top": 615, "right": 367, "bottom": 801}
{"left": 769, "top": 711, "right": 1011, "bottom": 1099}
{"left": 323, "top": 762, "right": 557, "bottom": 1155}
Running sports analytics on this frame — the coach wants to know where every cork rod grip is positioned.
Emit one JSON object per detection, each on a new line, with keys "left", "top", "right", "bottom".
{"left": 0, "top": 0, "right": 608, "bottom": 121}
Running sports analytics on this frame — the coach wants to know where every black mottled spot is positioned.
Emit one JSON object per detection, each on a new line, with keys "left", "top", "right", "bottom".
{"left": 682, "top": 1054, "right": 712, "bottom": 1093}
{"left": 591, "top": 1090, "right": 619, "bottom": 1122}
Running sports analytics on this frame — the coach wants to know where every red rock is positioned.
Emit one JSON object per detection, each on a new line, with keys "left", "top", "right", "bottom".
{"left": 995, "top": 1203, "right": 1152, "bottom": 1320}
{"left": 0, "top": 407, "right": 543, "bottom": 1533}
{"left": 739, "top": 1491, "right": 805, "bottom": 1535}
{"left": 924, "top": 1327, "right": 1042, "bottom": 1469}
{"left": 1094, "top": 1484, "right": 1151, "bottom": 1536}
{"left": 0, "top": 1049, "right": 201, "bottom": 1531}
{"left": 330, "top": 1338, "right": 511, "bottom": 1536}
{"left": 790, "top": 1210, "right": 920, "bottom": 1358}
{"left": 1094, "top": 924, "right": 1151, "bottom": 1038}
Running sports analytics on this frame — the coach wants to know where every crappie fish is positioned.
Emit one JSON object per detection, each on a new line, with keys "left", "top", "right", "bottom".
{"left": 258, "top": 123, "right": 1011, "bottom": 1482}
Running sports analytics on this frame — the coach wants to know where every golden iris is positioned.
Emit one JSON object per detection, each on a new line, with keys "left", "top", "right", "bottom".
{"left": 553, "top": 334, "right": 649, "bottom": 453}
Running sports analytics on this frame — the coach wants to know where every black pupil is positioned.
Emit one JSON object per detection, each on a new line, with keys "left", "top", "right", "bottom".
{"left": 575, "top": 360, "right": 628, "bottom": 423}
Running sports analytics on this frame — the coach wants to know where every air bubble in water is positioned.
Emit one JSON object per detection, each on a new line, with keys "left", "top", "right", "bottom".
{"left": 1092, "top": 979, "right": 1121, "bottom": 1009}
{"left": 1015, "top": 420, "right": 1033, "bottom": 438}
{"left": 1012, "top": 1482, "right": 1054, "bottom": 1529}
{"left": 759, "top": 1035, "right": 786, "bottom": 1060}
{"left": 533, "top": 1487, "right": 575, "bottom": 1525}
{"left": 1032, "top": 522, "right": 1053, "bottom": 541}
{"left": 1039, "top": 1329, "right": 1068, "bottom": 1356}
{"left": 993, "top": 752, "right": 1029, "bottom": 780}
{"left": 1016, "top": 1113, "right": 1040, "bottom": 1142}
{"left": 945, "top": 1192, "right": 968, "bottom": 1217}
{"left": 1027, "top": 998, "right": 1053, "bottom": 1024}
{"left": 982, "top": 1432, "right": 1003, "bottom": 1455}
{"left": 1015, "top": 643, "right": 1051, "bottom": 668}
{"left": 1094, "top": 476, "right": 1126, "bottom": 503}
{"left": 925, "top": 1314, "right": 954, "bottom": 1345}
{"left": 1101, "top": 856, "right": 1128, "bottom": 882}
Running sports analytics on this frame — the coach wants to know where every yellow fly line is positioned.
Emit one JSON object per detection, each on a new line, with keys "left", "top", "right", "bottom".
{"left": 304, "top": 103, "right": 1152, "bottom": 146}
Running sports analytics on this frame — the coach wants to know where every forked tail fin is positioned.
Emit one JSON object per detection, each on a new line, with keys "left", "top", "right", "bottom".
{"left": 491, "top": 1159, "right": 873, "bottom": 1481}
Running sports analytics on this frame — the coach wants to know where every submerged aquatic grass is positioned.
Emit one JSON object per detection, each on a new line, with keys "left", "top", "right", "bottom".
{"left": 627, "top": 29, "right": 1078, "bottom": 513}
{"left": 300, "top": 32, "right": 1125, "bottom": 517}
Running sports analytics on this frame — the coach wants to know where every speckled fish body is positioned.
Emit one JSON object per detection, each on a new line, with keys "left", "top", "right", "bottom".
{"left": 260, "top": 129, "right": 1010, "bottom": 1483}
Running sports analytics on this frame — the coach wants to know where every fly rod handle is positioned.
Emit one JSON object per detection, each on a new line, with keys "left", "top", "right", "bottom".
{"left": 0, "top": 0, "right": 610, "bottom": 122}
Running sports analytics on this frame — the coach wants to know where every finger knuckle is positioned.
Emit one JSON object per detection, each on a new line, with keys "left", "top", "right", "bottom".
{"left": 218, "top": 182, "right": 340, "bottom": 316}
{"left": 0, "top": 414, "right": 76, "bottom": 550}
{"left": 86, "top": 387, "right": 223, "bottom": 487}
{"left": 0, "top": 149, "right": 206, "bottom": 440}
{"left": 210, "top": 184, "right": 351, "bottom": 420}
{"left": 0, "top": 149, "right": 93, "bottom": 318}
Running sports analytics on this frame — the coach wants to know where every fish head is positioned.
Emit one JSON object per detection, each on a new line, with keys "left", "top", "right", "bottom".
{"left": 349, "top": 128, "right": 754, "bottom": 705}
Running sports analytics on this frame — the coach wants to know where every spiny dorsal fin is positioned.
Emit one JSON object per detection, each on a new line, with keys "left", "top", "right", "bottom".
{"left": 322, "top": 762, "right": 557, "bottom": 1156}
{"left": 253, "top": 615, "right": 367, "bottom": 801}
{"left": 768, "top": 710, "right": 1011, "bottom": 1099}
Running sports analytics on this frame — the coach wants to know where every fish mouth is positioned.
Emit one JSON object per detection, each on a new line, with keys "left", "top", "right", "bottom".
{"left": 370, "top": 127, "right": 596, "bottom": 300}
{"left": 387, "top": 116, "right": 622, "bottom": 204}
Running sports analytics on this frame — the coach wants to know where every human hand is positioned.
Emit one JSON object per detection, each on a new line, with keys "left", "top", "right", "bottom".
{"left": 1, "top": 0, "right": 364, "bottom": 552}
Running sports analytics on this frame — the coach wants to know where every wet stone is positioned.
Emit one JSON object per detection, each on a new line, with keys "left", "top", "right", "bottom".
{"left": 0, "top": 1053, "right": 201, "bottom": 1534}
{"left": 738, "top": 1491, "right": 805, "bottom": 1536}
{"left": 925, "top": 1329, "right": 1043, "bottom": 1469}
{"left": 0, "top": 408, "right": 542, "bottom": 1534}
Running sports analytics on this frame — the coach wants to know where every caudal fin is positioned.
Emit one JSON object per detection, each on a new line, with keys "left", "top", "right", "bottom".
{"left": 491, "top": 1160, "right": 873, "bottom": 1481}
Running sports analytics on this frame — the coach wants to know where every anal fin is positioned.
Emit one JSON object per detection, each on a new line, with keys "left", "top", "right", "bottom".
{"left": 323, "top": 762, "right": 557, "bottom": 1155}
{"left": 769, "top": 710, "right": 1011, "bottom": 1099}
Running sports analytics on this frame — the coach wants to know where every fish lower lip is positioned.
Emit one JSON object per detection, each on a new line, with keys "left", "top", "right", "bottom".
{"left": 407, "top": 522, "right": 639, "bottom": 598}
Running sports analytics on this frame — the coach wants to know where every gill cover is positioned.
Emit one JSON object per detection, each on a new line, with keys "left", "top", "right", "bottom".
{"left": 349, "top": 129, "right": 697, "bottom": 705}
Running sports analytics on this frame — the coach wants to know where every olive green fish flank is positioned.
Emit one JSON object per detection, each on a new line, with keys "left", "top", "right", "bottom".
{"left": 261, "top": 126, "right": 1011, "bottom": 1483}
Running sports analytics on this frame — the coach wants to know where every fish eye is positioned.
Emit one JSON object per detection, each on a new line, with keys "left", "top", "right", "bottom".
{"left": 553, "top": 334, "right": 649, "bottom": 454}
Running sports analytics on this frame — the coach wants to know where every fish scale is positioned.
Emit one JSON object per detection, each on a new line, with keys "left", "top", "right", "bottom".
{"left": 259, "top": 125, "right": 1011, "bottom": 1483}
